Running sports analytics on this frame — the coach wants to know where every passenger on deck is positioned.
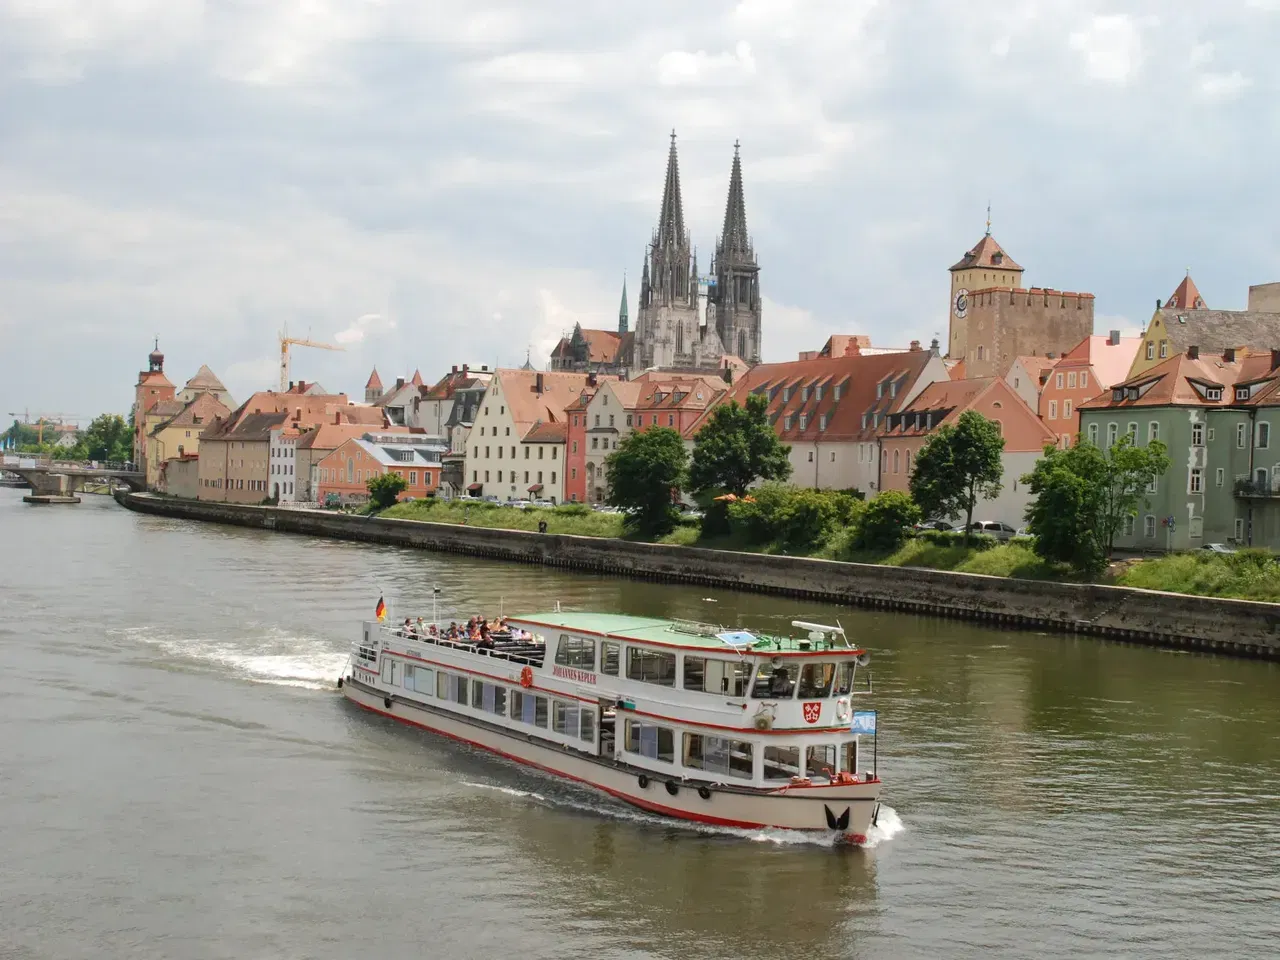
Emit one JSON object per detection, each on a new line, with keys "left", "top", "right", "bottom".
{"left": 769, "top": 667, "right": 792, "bottom": 697}
{"left": 415, "top": 617, "right": 427, "bottom": 635}
{"left": 477, "top": 624, "right": 494, "bottom": 650}
{"left": 403, "top": 617, "right": 414, "bottom": 635}
{"left": 447, "top": 622, "right": 459, "bottom": 640}
{"left": 427, "top": 623, "right": 439, "bottom": 638}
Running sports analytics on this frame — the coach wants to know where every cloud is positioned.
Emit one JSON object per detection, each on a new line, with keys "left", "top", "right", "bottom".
{"left": 333, "top": 313, "right": 396, "bottom": 346}
{"left": 1197, "top": 70, "right": 1252, "bottom": 101}
{"left": 656, "top": 41, "right": 756, "bottom": 86}
{"left": 1068, "top": 14, "right": 1145, "bottom": 83}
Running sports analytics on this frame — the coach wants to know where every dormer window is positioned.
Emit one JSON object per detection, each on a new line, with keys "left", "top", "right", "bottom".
{"left": 782, "top": 387, "right": 791, "bottom": 402}
{"left": 1127, "top": 388, "right": 1139, "bottom": 401}
{"left": 819, "top": 414, "right": 828, "bottom": 431}
{"left": 914, "top": 413, "right": 921, "bottom": 430}
{"left": 834, "top": 384, "right": 843, "bottom": 401}
{"left": 801, "top": 386, "right": 810, "bottom": 402}
{"left": 1206, "top": 387, "right": 1223, "bottom": 401}
{"left": 799, "top": 414, "right": 808, "bottom": 430}
{"left": 784, "top": 415, "right": 792, "bottom": 431}
{"left": 815, "top": 385, "right": 823, "bottom": 401}
{"left": 861, "top": 413, "right": 868, "bottom": 429}
{"left": 1112, "top": 388, "right": 1124, "bottom": 402}
{"left": 890, "top": 380, "right": 898, "bottom": 398}
{"left": 1235, "top": 386, "right": 1249, "bottom": 401}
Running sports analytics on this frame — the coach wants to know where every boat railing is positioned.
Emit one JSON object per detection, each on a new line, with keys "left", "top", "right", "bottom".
{"left": 385, "top": 626, "right": 546, "bottom": 668}
{"left": 669, "top": 618, "right": 727, "bottom": 638}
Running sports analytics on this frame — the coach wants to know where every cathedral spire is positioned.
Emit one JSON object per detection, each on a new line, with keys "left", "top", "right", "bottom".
{"left": 719, "top": 139, "right": 750, "bottom": 257}
{"left": 656, "top": 130, "right": 686, "bottom": 249}
{"left": 618, "top": 274, "right": 629, "bottom": 334}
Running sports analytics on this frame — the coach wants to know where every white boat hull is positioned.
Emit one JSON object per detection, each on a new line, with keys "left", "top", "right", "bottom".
{"left": 341, "top": 679, "right": 882, "bottom": 843}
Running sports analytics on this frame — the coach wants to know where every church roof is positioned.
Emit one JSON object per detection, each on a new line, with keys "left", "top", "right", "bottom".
{"left": 183, "top": 364, "right": 226, "bottom": 391}
{"left": 410, "top": 369, "right": 424, "bottom": 387}
{"left": 365, "top": 367, "right": 383, "bottom": 390}
{"left": 550, "top": 326, "right": 625, "bottom": 365}
{"left": 1164, "top": 274, "right": 1206, "bottom": 310}
{"left": 949, "top": 233, "right": 1022, "bottom": 272}
{"left": 655, "top": 132, "right": 687, "bottom": 249}
{"left": 717, "top": 142, "right": 751, "bottom": 257}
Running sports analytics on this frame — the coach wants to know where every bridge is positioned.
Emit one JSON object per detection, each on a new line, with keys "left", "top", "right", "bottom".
{"left": 1, "top": 454, "right": 146, "bottom": 502}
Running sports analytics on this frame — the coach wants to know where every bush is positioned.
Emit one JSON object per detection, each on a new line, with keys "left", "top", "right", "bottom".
{"left": 856, "top": 491, "right": 921, "bottom": 551}
{"left": 726, "top": 483, "right": 863, "bottom": 552}
{"left": 554, "top": 502, "right": 591, "bottom": 517}
{"left": 367, "top": 472, "right": 408, "bottom": 510}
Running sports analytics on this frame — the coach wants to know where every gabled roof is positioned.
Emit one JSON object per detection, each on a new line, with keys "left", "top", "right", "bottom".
{"left": 148, "top": 393, "right": 230, "bottom": 437}
{"left": 496, "top": 369, "right": 614, "bottom": 439}
{"left": 203, "top": 410, "right": 288, "bottom": 443}
{"left": 1156, "top": 309, "right": 1280, "bottom": 357}
{"left": 1078, "top": 351, "right": 1274, "bottom": 409}
{"left": 1164, "top": 274, "right": 1206, "bottom": 311}
{"left": 410, "top": 369, "right": 424, "bottom": 387}
{"left": 365, "top": 367, "right": 383, "bottom": 390}
{"left": 524, "top": 422, "right": 569, "bottom": 443}
{"left": 816, "top": 335, "right": 873, "bottom": 358}
{"left": 184, "top": 364, "right": 227, "bottom": 392}
{"left": 949, "top": 233, "right": 1022, "bottom": 273}
{"left": 144, "top": 399, "right": 186, "bottom": 421}
{"left": 1053, "top": 335, "right": 1144, "bottom": 389}
{"left": 881, "top": 377, "right": 1055, "bottom": 452}
{"left": 683, "top": 348, "right": 942, "bottom": 443}
{"left": 1010, "top": 356, "right": 1057, "bottom": 379}
{"left": 550, "top": 326, "right": 625, "bottom": 365}
{"left": 296, "top": 422, "right": 407, "bottom": 451}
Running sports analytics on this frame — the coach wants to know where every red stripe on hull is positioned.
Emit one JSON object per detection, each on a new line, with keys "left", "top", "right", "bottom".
{"left": 346, "top": 692, "right": 845, "bottom": 836}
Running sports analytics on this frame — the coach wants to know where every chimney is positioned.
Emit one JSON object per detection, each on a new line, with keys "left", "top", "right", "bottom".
{"left": 1224, "top": 347, "right": 1236, "bottom": 363}
{"left": 452, "top": 365, "right": 458, "bottom": 374}
{"left": 1272, "top": 349, "right": 1280, "bottom": 370}
{"left": 535, "top": 372, "right": 545, "bottom": 394}
{"left": 482, "top": 364, "right": 489, "bottom": 371}
{"left": 909, "top": 340, "right": 921, "bottom": 352}
{"left": 396, "top": 377, "right": 405, "bottom": 390}
{"left": 334, "top": 411, "right": 341, "bottom": 424}
{"left": 289, "top": 381, "right": 295, "bottom": 390}
{"left": 1156, "top": 299, "right": 1162, "bottom": 309}
{"left": 722, "top": 366, "right": 733, "bottom": 384}
{"left": 462, "top": 364, "right": 469, "bottom": 375}
{"left": 294, "top": 407, "right": 302, "bottom": 421}
{"left": 587, "top": 372, "right": 598, "bottom": 388}
{"left": 1187, "top": 345, "right": 1200, "bottom": 360}
{"left": 1109, "top": 330, "right": 1120, "bottom": 346}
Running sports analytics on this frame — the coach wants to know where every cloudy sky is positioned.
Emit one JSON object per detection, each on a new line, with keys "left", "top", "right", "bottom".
{"left": 1, "top": 0, "right": 1276, "bottom": 420}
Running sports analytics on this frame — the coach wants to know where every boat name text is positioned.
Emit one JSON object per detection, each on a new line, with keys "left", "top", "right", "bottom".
{"left": 552, "top": 665, "right": 597, "bottom": 684}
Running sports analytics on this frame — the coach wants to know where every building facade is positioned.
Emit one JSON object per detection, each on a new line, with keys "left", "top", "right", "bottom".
{"left": 132, "top": 341, "right": 176, "bottom": 467}
{"left": 1038, "top": 332, "right": 1141, "bottom": 448}
{"left": 315, "top": 433, "right": 447, "bottom": 505}
{"left": 144, "top": 393, "right": 230, "bottom": 489}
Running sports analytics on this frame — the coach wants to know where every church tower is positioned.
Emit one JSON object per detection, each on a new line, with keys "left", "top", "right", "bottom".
{"left": 636, "top": 132, "right": 699, "bottom": 369}
{"left": 711, "top": 141, "right": 761, "bottom": 363}
{"left": 618, "top": 276, "right": 629, "bottom": 334}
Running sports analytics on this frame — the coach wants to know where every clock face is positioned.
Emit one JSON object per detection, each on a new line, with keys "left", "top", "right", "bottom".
{"left": 954, "top": 288, "right": 969, "bottom": 320}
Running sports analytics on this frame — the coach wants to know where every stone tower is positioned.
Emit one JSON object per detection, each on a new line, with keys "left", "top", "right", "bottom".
{"left": 636, "top": 133, "right": 700, "bottom": 369}
{"left": 132, "top": 339, "right": 175, "bottom": 467}
{"left": 947, "top": 229, "right": 1024, "bottom": 362}
{"left": 710, "top": 141, "right": 761, "bottom": 363}
{"left": 618, "top": 276, "right": 629, "bottom": 335}
{"left": 364, "top": 367, "right": 383, "bottom": 403}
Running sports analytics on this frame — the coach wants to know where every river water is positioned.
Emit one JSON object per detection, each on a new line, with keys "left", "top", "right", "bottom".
{"left": 1, "top": 490, "right": 1278, "bottom": 959}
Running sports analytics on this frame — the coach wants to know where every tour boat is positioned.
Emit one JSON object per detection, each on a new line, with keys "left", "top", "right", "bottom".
{"left": 338, "top": 611, "right": 884, "bottom": 843}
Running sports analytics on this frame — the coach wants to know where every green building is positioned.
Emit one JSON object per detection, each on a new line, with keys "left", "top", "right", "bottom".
{"left": 1079, "top": 346, "right": 1280, "bottom": 552}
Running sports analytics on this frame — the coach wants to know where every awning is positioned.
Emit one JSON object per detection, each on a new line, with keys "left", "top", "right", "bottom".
{"left": 467, "top": 483, "right": 482, "bottom": 491}
{"left": 528, "top": 483, "right": 543, "bottom": 492}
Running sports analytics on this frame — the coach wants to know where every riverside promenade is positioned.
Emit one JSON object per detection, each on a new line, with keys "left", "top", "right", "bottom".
{"left": 115, "top": 491, "right": 1280, "bottom": 660}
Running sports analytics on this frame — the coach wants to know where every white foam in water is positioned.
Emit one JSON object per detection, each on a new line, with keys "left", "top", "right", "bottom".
{"left": 129, "top": 627, "right": 348, "bottom": 691}
{"left": 461, "top": 775, "right": 904, "bottom": 850}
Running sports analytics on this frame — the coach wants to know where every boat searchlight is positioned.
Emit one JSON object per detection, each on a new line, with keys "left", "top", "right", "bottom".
{"left": 791, "top": 620, "right": 852, "bottom": 648}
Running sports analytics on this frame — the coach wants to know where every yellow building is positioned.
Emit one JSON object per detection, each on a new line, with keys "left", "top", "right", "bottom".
{"left": 145, "top": 393, "right": 230, "bottom": 489}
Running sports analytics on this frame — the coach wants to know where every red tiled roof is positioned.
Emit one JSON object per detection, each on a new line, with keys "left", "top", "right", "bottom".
{"left": 498, "top": 369, "right": 614, "bottom": 438}
{"left": 1053, "top": 335, "right": 1143, "bottom": 389}
{"left": 881, "top": 377, "right": 1056, "bottom": 451}
{"left": 1165, "top": 274, "right": 1206, "bottom": 311}
{"left": 148, "top": 393, "right": 230, "bottom": 437}
{"left": 524, "top": 422, "right": 568, "bottom": 443}
{"left": 410, "top": 369, "right": 424, "bottom": 387}
{"left": 365, "top": 367, "right": 383, "bottom": 390}
{"left": 1079, "top": 351, "right": 1275, "bottom": 409}
{"left": 550, "top": 328, "right": 624, "bottom": 364}
{"left": 296, "top": 422, "right": 408, "bottom": 451}
{"left": 949, "top": 233, "right": 1022, "bottom": 272}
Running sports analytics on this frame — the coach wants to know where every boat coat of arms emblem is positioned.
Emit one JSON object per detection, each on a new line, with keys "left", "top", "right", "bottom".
{"left": 802, "top": 701, "right": 822, "bottom": 724}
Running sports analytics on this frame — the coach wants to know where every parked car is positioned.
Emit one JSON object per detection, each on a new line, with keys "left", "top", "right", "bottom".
{"left": 914, "top": 518, "right": 955, "bottom": 532}
{"left": 528, "top": 499, "right": 555, "bottom": 508}
{"left": 965, "top": 521, "right": 1018, "bottom": 541}
{"left": 506, "top": 498, "right": 533, "bottom": 510}
{"left": 1201, "top": 542, "right": 1238, "bottom": 555}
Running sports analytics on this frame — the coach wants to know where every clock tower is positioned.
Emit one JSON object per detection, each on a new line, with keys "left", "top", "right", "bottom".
{"left": 947, "top": 226, "right": 1024, "bottom": 363}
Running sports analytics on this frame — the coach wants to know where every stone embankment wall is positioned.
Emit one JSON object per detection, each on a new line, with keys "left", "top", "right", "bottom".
{"left": 116, "top": 492, "right": 1280, "bottom": 660}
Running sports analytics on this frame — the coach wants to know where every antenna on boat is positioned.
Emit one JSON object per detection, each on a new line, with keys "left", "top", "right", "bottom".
{"left": 433, "top": 585, "right": 441, "bottom": 625}
{"left": 555, "top": 599, "right": 562, "bottom": 613}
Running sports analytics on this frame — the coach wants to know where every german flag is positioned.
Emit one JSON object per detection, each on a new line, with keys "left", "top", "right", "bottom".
{"left": 375, "top": 596, "right": 387, "bottom": 622}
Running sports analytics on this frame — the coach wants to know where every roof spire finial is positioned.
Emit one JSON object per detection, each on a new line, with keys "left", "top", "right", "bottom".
{"left": 985, "top": 201, "right": 992, "bottom": 237}
{"left": 671, "top": 128, "right": 676, "bottom": 145}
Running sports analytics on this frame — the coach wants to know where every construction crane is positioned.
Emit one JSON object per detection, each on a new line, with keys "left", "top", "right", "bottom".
{"left": 6, "top": 410, "right": 85, "bottom": 444}
{"left": 279, "top": 331, "right": 344, "bottom": 392}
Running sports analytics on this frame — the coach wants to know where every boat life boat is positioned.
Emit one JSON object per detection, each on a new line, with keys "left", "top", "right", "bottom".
{"left": 338, "top": 612, "right": 883, "bottom": 843}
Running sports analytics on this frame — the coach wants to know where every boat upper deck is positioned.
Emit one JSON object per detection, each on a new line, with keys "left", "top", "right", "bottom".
{"left": 510, "top": 612, "right": 864, "bottom": 656}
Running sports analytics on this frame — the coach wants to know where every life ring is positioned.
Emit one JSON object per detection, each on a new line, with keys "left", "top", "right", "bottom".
{"left": 383, "top": 697, "right": 392, "bottom": 709}
{"left": 835, "top": 697, "right": 851, "bottom": 723}
{"left": 698, "top": 785, "right": 712, "bottom": 801}
{"left": 637, "top": 774, "right": 650, "bottom": 789}
{"left": 519, "top": 666, "right": 534, "bottom": 688}
{"left": 665, "top": 780, "right": 679, "bottom": 797}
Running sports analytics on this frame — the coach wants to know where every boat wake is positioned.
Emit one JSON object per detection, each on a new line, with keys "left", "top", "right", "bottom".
{"left": 127, "top": 626, "right": 348, "bottom": 691}
{"left": 460, "top": 778, "right": 904, "bottom": 849}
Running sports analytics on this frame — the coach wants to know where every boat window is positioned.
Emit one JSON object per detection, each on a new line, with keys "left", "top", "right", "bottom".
{"left": 452, "top": 675, "right": 468, "bottom": 707}
{"left": 511, "top": 691, "right": 547, "bottom": 728}
{"left": 437, "top": 671, "right": 450, "bottom": 699}
{"left": 472, "top": 679, "right": 484, "bottom": 706}
{"left": 600, "top": 641, "right": 620, "bottom": 675}
{"left": 797, "top": 662, "right": 836, "bottom": 699}
{"left": 579, "top": 707, "right": 595, "bottom": 745}
{"left": 683, "top": 657, "right": 751, "bottom": 696}
{"left": 683, "top": 734, "right": 754, "bottom": 779}
{"left": 555, "top": 634, "right": 596, "bottom": 670}
{"left": 834, "top": 661, "right": 856, "bottom": 696}
{"left": 751, "top": 662, "right": 795, "bottom": 698}
{"left": 552, "top": 700, "right": 580, "bottom": 736}
{"left": 404, "top": 664, "right": 433, "bottom": 695}
{"left": 624, "top": 720, "right": 674, "bottom": 763}
{"left": 805, "top": 744, "right": 837, "bottom": 782}
{"left": 476, "top": 682, "right": 506, "bottom": 715}
{"left": 762, "top": 745, "right": 802, "bottom": 781}
{"left": 380, "top": 657, "right": 395, "bottom": 683}
{"left": 534, "top": 696, "right": 548, "bottom": 728}
{"left": 841, "top": 741, "right": 858, "bottom": 777}
{"left": 627, "top": 647, "right": 676, "bottom": 686}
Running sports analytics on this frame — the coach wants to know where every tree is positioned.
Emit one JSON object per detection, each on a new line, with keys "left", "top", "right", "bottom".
{"left": 855, "top": 490, "right": 921, "bottom": 551}
{"left": 606, "top": 427, "right": 688, "bottom": 537}
{"left": 367, "top": 471, "right": 407, "bottom": 510}
{"left": 909, "top": 411, "right": 1005, "bottom": 543}
{"left": 1022, "top": 436, "right": 1170, "bottom": 574}
{"left": 81, "top": 414, "right": 131, "bottom": 462}
{"left": 689, "top": 393, "right": 791, "bottom": 496}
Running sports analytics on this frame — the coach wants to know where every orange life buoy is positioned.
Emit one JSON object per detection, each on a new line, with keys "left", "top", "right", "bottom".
{"left": 519, "top": 666, "right": 534, "bottom": 688}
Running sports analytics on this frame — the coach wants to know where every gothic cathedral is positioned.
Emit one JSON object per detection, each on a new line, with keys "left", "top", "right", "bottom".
{"left": 633, "top": 133, "right": 762, "bottom": 370}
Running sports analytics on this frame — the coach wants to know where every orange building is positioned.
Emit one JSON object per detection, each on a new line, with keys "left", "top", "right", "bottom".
{"left": 315, "top": 432, "right": 447, "bottom": 505}
{"left": 878, "top": 377, "right": 1055, "bottom": 526}
{"left": 132, "top": 340, "right": 176, "bottom": 467}
{"left": 1040, "top": 332, "right": 1142, "bottom": 447}
{"left": 564, "top": 390, "right": 594, "bottom": 503}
